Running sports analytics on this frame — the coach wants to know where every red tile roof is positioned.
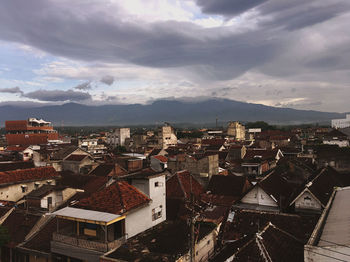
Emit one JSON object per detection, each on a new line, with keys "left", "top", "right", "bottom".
{"left": 152, "top": 155, "right": 168, "bottom": 163}
{"left": 0, "top": 166, "right": 59, "bottom": 185}
{"left": 0, "top": 161, "right": 35, "bottom": 172}
{"left": 5, "top": 146, "right": 28, "bottom": 152}
{"left": 166, "top": 170, "right": 204, "bottom": 199}
{"left": 77, "top": 181, "right": 150, "bottom": 215}
{"left": 202, "top": 139, "right": 226, "bottom": 146}
{"left": 64, "top": 154, "right": 88, "bottom": 162}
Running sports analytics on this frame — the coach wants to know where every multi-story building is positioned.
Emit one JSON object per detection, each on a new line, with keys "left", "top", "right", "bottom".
{"left": 331, "top": 114, "right": 350, "bottom": 129}
{"left": 106, "top": 128, "right": 130, "bottom": 147}
{"left": 158, "top": 123, "right": 177, "bottom": 149}
{"left": 50, "top": 169, "right": 167, "bottom": 261}
{"left": 5, "top": 118, "right": 58, "bottom": 146}
{"left": 227, "top": 121, "right": 245, "bottom": 140}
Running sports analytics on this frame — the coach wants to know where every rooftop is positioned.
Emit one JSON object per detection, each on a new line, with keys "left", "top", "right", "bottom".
{"left": 166, "top": 170, "right": 204, "bottom": 199}
{"left": 0, "top": 166, "right": 59, "bottom": 186}
{"left": 77, "top": 181, "right": 150, "bottom": 215}
{"left": 52, "top": 207, "right": 122, "bottom": 225}
{"left": 309, "top": 186, "right": 350, "bottom": 247}
{"left": 105, "top": 220, "right": 217, "bottom": 261}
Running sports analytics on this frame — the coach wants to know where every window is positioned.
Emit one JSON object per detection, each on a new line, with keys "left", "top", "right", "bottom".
{"left": 47, "top": 180, "right": 52, "bottom": 185}
{"left": 152, "top": 206, "right": 162, "bottom": 221}
{"left": 155, "top": 181, "right": 163, "bottom": 187}
{"left": 21, "top": 185, "right": 28, "bottom": 193}
{"left": 34, "top": 182, "right": 40, "bottom": 189}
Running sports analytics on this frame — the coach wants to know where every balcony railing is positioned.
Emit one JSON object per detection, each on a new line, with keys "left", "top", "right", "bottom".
{"left": 52, "top": 232, "right": 126, "bottom": 253}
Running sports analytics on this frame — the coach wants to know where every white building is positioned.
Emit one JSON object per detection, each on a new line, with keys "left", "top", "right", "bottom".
{"left": 107, "top": 128, "right": 130, "bottom": 147}
{"left": 127, "top": 170, "right": 167, "bottom": 238}
{"left": 158, "top": 123, "right": 177, "bottom": 149}
{"left": 331, "top": 114, "right": 350, "bottom": 129}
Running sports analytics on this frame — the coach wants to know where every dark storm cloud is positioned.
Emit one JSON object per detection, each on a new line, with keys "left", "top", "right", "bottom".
{"left": 196, "top": 0, "right": 268, "bottom": 16}
{"left": 0, "top": 0, "right": 349, "bottom": 84}
{"left": 260, "top": 1, "right": 349, "bottom": 31}
{"left": 0, "top": 86, "right": 23, "bottom": 94}
{"left": 197, "top": 0, "right": 350, "bottom": 31}
{"left": 100, "top": 75, "right": 115, "bottom": 85}
{"left": 0, "top": 0, "right": 281, "bottom": 81}
{"left": 74, "top": 81, "right": 92, "bottom": 90}
{"left": 23, "top": 89, "right": 91, "bottom": 102}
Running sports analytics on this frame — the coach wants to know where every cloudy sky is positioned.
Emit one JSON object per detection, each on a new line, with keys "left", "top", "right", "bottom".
{"left": 0, "top": 0, "right": 349, "bottom": 112}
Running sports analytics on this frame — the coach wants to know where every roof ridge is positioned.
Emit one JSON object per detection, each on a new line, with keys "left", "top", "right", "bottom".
{"left": 176, "top": 172, "right": 187, "bottom": 198}
{"left": 255, "top": 236, "right": 272, "bottom": 262}
{"left": 115, "top": 182, "right": 126, "bottom": 214}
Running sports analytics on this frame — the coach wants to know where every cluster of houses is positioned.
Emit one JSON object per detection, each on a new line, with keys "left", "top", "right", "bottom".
{"left": 0, "top": 118, "right": 349, "bottom": 261}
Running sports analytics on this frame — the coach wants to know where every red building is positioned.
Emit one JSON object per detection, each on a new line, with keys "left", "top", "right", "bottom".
{"left": 5, "top": 118, "right": 59, "bottom": 146}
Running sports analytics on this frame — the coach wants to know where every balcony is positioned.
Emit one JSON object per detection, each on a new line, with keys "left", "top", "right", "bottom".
{"left": 52, "top": 231, "right": 126, "bottom": 253}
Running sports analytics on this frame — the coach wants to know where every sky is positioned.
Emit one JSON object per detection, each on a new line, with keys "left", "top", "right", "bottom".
{"left": 0, "top": 0, "right": 350, "bottom": 112}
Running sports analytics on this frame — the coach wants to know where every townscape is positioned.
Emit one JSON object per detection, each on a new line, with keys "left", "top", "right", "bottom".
{"left": 0, "top": 116, "right": 349, "bottom": 262}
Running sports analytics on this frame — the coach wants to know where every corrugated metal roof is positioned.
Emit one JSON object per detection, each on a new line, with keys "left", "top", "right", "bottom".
{"left": 52, "top": 207, "right": 121, "bottom": 224}
{"left": 318, "top": 186, "right": 350, "bottom": 246}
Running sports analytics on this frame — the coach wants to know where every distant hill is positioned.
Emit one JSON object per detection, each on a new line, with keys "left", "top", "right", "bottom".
{"left": 0, "top": 99, "right": 345, "bottom": 126}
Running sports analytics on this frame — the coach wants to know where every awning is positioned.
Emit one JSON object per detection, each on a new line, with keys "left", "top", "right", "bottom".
{"left": 51, "top": 207, "right": 125, "bottom": 225}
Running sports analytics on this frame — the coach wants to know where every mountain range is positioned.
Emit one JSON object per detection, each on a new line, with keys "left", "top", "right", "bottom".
{"left": 0, "top": 99, "right": 346, "bottom": 126}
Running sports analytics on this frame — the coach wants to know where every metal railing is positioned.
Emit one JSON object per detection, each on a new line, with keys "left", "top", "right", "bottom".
{"left": 52, "top": 232, "right": 126, "bottom": 253}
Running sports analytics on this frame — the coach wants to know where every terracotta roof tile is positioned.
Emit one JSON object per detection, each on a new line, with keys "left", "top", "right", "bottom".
{"left": 64, "top": 154, "right": 88, "bottom": 162}
{"left": 0, "top": 161, "right": 35, "bottom": 172}
{"left": 0, "top": 166, "right": 59, "bottom": 185}
{"left": 152, "top": 155, "right": 168, "bottom": 163}
{"left": 166, "top": 170, "right": 204, "bottom": 199}
{"left": 77, "top": 181, "right": 150, "bottom": 215}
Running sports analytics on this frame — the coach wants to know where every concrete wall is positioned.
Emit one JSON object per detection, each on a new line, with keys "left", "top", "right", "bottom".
{"left": 0, "top": 179, "right": 57, "bottom": 202}
{"left": 107, "top": 128, "right": 131, "bottom": 147}
{"left": 41, "top": 190, "right": 63, "bottom": 210}
{"left": 61, "top": 157, "right": 94, "bottom": 173}
{"left": 159, "top": 125, "right": 177, "bottom": 149}
{"left": 126, "top": 175, "right": 166, "bottom": 238}
{"left": 227, "top": 122, "right": 245, "bottom": 140}
{"left": 184, "top": 155, "right": 219, "bottom": 179}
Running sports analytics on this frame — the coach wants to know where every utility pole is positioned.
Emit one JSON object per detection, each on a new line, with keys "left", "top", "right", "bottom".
{"left": 189, "top": 174, "right": 196, "bottom": 262}
{"left": 190, "top": 191, "right": 195, "bottom": 262}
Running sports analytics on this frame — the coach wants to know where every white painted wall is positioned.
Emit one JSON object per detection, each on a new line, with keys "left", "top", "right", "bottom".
{"left": 241, "top": 186, "right": 278, "bottom": 207}
{"left": 323, "top": 140, "right": 349, "bottom": 147}
{"left": 41, "top": 190, "right": 63, "bottom": 209}
{"left": 295, "top": 191, "right": 322, "bottom": 211}
{"left": 177, "top": 226, "right": 217, "bottom": 262}
{"left": 0, "top": 179, "right": 57, "bottom": 202}
{"left": 125, "top": 175, "right": 166, "bottom": 238}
